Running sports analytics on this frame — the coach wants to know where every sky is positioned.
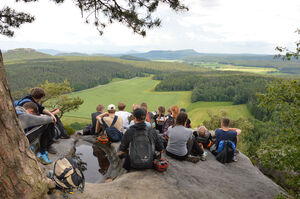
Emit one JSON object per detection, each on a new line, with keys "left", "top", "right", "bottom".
{"left": 1, "top": 0, "right": 300, "bottom": 54}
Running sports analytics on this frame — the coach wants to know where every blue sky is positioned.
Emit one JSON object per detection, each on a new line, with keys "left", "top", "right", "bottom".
{"left": 1, "top": 0, "right": 300, "bottom": 54}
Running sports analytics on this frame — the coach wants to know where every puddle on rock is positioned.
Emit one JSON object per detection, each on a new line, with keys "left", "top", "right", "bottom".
{"left": 74, "top": 141, "right": 110, "bottom": 183}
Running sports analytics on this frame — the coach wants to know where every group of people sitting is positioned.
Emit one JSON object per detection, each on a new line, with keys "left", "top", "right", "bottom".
{"left": 14, "top": 87, "right": 242, "bottom": 170}
{"left": 15, "top": 87, "right": 70, "bottom": 165}
{"left": 88, "top": 102, "right": 242, "bottom": 171}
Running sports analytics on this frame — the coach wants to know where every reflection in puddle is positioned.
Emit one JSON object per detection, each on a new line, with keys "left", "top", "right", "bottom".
{"left": 74, "top": 141, "right": 110, "bottom": 183}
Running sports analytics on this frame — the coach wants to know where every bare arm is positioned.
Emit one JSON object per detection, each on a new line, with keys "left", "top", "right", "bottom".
{"left": 229, "top": 128, "right": 242, "bottom": 135}
{"left": 42, "top": 109, "right": 56, "bottom": 123}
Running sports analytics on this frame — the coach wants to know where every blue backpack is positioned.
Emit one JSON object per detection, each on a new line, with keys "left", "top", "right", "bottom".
{"left": 14, "top": 98, "right": 32, "bottom": 107}
{"left": 216, "top": 140, "right": 235, "bottom": 163}
{"left": 101, "top": 116, "right": 122, "bottom": 142}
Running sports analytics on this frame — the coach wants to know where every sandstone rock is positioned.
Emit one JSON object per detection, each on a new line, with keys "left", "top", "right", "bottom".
{"left": 67, "top": 136, "right": 287, "bottom": 199}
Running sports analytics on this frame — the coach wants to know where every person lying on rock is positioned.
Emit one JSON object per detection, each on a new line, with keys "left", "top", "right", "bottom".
{"left": 96, "top": 104, "right": 123, "bottom": 142}
{"left": 16, "top": 102, "right": 56, "bottom": 165}
{"left": 215, "top": 118, "right": 242, "bottom": 161}
{"left": 165, "top": 112, "right": 206, "bottom": 163}
{"left": 119, "top": 108, "right": 164, "bottom": 171}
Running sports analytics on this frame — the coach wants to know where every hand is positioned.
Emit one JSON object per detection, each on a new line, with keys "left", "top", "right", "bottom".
{"left": 51, "top": 108, "right": 60, "bottom": 115}
{"left": 51, "top": 114, "right": 57, "bottom": 123}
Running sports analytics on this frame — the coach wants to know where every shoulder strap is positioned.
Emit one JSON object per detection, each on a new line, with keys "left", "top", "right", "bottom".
{"left": 101, "top": 117, "right": 109, "bottom": 129}
{"left": 16, "top": 98, "right": 32, "bottom": 106}
{"left": 147, "top": 111, "right": 150, "bottom": 122}
{"left": 110, "top": 116, "right": 118, "bottom": 127}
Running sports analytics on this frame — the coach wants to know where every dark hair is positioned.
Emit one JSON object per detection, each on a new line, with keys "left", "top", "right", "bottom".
{"left": 23, "top": 102, "right": 38, "bottom": 114}
{"left": 221, "top": 118, "right": 230, "bottom": 127}
{"left": 108, "top": 109, "right": 116, "bottom": 114}
{"left": 180, "top": 108, "right": 186, "bottom": 112}
{"left": 96, "top": 104, "right": 104, "bottom": 112}
{"left": 118, "top": 102, "right": 126, "bottom": 111}
{"left": 133, "top": 108, "right": 146, "bottom": 121}
{"left": 158, "top": 106, "right": 165, "bottom": 114}
{"left": 30, "top": 87, "right": 45, "bottom": 99}
{"left": 175, "top": 112, "right": 188, "bottom": 126}
{"left": 140, "top": 102, "right": 147, "bottom": 111}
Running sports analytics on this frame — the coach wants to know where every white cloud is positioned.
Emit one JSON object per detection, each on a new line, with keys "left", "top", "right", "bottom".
{"left": 1, "top": 0, "right": 300, "bottom": 54}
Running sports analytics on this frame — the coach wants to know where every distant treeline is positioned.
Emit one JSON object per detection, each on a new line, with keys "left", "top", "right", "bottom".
{"left": 6, "top": 59, "right": 156, "bottom": 96}
{"left": 154, "top": 71, "right": 275, "bottom": 120}
{"left": 184, "top": 55, "right": 300, "bottom": 74}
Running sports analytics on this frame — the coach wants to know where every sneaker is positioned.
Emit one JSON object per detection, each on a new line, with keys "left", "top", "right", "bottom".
{"left": 186, "top": 155, "right": 200, "bottom": 163}
{"left": 37, "top": 152, "right": 52, "bottom": 165}
{"left": 48, "top": 146, "right": 58, "bottom": 154}
{"left": 233, "top": 155, "right": 238, "bottom": 162}
{"left": 200, "top": 154, "right": 207, "bottom": 161}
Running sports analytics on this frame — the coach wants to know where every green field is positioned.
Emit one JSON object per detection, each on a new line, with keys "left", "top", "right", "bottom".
{"left": 63, "top": 77, "right": 251, "bottom": 127}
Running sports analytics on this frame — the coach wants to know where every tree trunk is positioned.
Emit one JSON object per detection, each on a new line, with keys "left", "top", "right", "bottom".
{"left": 0, "top": 51, "right": 48, "bottom": 199}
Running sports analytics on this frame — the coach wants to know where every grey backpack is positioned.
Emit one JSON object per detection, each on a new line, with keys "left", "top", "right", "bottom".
{"left": 129, "top": 129, "right": 155, "bottom": 169}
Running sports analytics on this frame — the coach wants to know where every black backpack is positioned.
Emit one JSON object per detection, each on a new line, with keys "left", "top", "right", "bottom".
{"left": 101, "top": 116, "right": 122, "bottom": 142}
{"left": 129, "top": 129, "right": 155, "bottom": 169}
{"left": 216, "top": 140, "right": 234, "bottom": 163}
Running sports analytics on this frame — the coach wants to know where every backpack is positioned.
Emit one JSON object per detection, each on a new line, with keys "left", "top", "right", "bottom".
{"left": 83, "top": 124, "right": 92, "bottom": 135}
{"left": 14, "top": 98, "right": 32, "bottom": 107}
{"left": 101, "top": 116, "right": 122, "bottom": 142}
{"left": 129, "top": 129, "right": 155, "bottom": 169}
{"left": 216, "top": 140, "right": 235, "bottom": 163}
{"left": 53, "top": 158, "right": 85, "bottom": 192}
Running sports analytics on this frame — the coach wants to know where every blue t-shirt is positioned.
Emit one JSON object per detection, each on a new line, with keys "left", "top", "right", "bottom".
{"left": 215, "top": 129, "right": 237, "bottom": 149}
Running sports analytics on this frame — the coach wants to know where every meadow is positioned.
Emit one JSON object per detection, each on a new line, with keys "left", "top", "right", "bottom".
{"left": 63, "top": 77, "right": 251, "bottom": 127}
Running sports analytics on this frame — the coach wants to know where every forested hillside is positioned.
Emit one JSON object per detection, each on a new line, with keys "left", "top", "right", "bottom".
{"left": 3, "top": 48, "right": 52, "bottom": 60}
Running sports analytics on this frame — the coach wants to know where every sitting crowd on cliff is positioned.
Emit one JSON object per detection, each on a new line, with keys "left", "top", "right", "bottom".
{"left": 14, "top": 87, "right": 242, "bottom": 171}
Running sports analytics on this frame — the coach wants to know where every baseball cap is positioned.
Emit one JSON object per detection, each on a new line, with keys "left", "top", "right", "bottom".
{"left": 107, "top": 104, "right": 116, "bottom": 110}
{"left": 133, "top": 108, "right": 146, "bottom": 120}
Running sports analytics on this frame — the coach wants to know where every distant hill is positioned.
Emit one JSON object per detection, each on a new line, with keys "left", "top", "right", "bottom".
{"left": 56, "top": 52, "right": 90, "bottom": 56}
{"left": 3, "top": 48, "right": 52, "bottom": 61}
{"left": 37, "top": 49, "right": 66, "bottom": 56}
{"left": 119, "top": 55, "right": 150, "bottom": 61}
{"left": 130, "top": 49, "right": 201, "bottom": 60}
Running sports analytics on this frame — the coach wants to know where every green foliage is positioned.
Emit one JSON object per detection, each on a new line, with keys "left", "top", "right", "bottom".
{"left": 202, "top": 111, "right": 254, "bottom": 154}
{"left": 257, "top": 80, "right": 300, "bottom": 194}
{"left": 70, "top": 122, "right": 87, "bottom": 130}
{"left": 276, "top": 29, "right": 300, "bottom": 61}
{"left": 155, "top": 71, "right": 274, "bottom": 105}
{"left": 64, "top": 124, "right": 75, "bottom": 135}
{"left": 2, "top": 0, "right": 187, "bottom": 37}
{"left": 40, "top": 80, "right": 84, "bottom": 118}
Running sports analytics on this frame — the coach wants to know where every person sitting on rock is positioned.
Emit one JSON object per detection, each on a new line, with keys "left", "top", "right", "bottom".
{"left": 153, "top": 106, "right": 166, "bottom": 134}
{"left": 180, "top": 108, "right": 192, "bottom": 128}
{"left": 15, "top": 87, "right": 70, "bottom": 139}
{"left": 115, "top": 102, "right": 132, "bottom": 133}
{"left": 96, "top": 104, "right": 123, "bottom": 141}
{"left": 165, "top": 112, "right": 206, "bottom": 163}
{"left": 128, "top": 104, "right": 151, "bottom": 128}
{"left": 90, "top": 104, "right": 104, "bottom": 134}
{"left": 193, "top": 126, "right": 214, "bottom": 149}
{"left": 119, "top": 108, "right": 164, "bottom": 171}
{"left": 215, "top": 118, "right": 242, "bottom": 160}
{"left": 16, "top": 102, "right": 56, "bottom": 164}
{"left": 140, "top": 102, "right": 154, "bottom": 125}
{"left": 162, "top": 105, "right": 179, "bottom": 134}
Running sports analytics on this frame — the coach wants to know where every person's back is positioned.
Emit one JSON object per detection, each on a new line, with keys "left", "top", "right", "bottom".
{"left": 215, "top": 128, "right": 237, "bottom": 148}
{"left": 115, "top": 102, "right": 131, "bottom": 132}
{"left": 91, "top": 104, "right": 104, "bottom": 134}
{"left": 166, "top": 125, "right": 193, "bottom": 157}
{"left": 119, "top": 108, "right": 163, "bottom": 170}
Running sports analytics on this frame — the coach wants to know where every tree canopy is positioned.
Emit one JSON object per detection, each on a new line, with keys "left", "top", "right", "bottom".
{"left": 0, "top": 0, "right": 187, "bottom": 37}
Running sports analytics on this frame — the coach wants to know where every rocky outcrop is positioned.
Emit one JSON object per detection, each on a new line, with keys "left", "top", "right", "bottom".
{"left": 40, "top": 134, "right": 286, "bottom": 199}
{"left": 64, "top": 135, "right": 287, "bottom": 199}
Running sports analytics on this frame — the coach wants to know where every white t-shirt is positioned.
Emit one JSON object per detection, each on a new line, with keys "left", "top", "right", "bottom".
{"left": 115, "top": 111, "right": 131, "bottom": 132}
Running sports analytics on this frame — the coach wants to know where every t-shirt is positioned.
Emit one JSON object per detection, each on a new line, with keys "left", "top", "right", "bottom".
{"left": 166, "top": 125, "right": 193, "bottom": 156}
{"left": 215, "top": 129, "right": 237, "bottom": 149}
{"left": 100, "top": 115, "right": 123, "bottom": 132}
{"left": 153, "top": 114, "right": 165, "bottom": 133}
{"left": 115, "top": 111, "right": 132, "bottom": 132}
